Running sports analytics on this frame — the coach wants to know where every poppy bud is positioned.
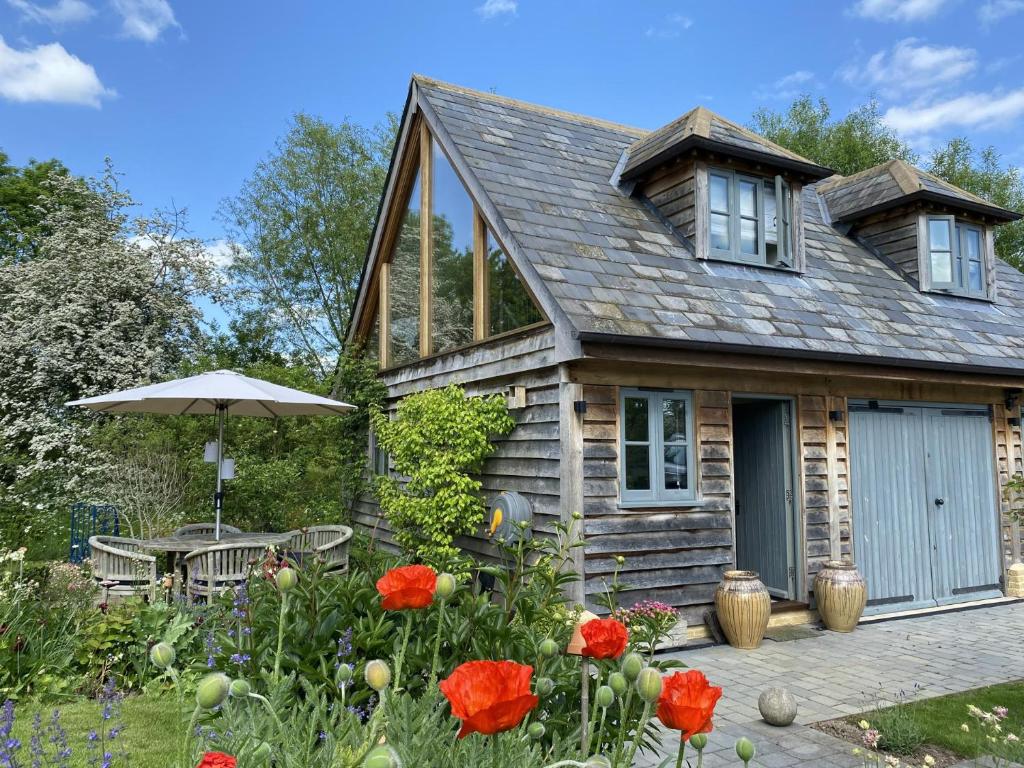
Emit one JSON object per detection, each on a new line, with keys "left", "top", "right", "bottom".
{"left": 527, "top": 722, "right": 545, "bottom": 740}
{"left": 621, "top": 652, "right": 644, "bottom": 681}
{"left": 229, "top": 679, "right": 251, "bottom": 698}
{"left": 636, "top": 668, "right": 662, "bottom": 704}
{"left": 615, "top": 555, "right": 625, "bottom": 565}
{"left": 538, "top": 638, "right": 559, "bottom": 658}
{"left": 595, "top": 685, "right": 614, "bottom": 709}
{"left": 535, "top": 677, "right": 555, "bottom": 697}
{"left": 689, "top": 733, "right": 708, "bottom": 751}
{"left": 365, "top": 660, "right": 391, "bottom": 692}
{"left": 435, "top": 572, "right": 457, "bottom": 600}
{"left": 337, "top": 664, "right": 353, "bottom": 684}
{"left": 608, "top": 672, "right": 628, "bottom": 697}
{"left": 195, "top": 672, "right": 231, "bottom": 709}
{"left": 363, "top": 745, "right": 401, "bottom": 768}
{"left": 150, "top": 642, "right": 175, "bottom": 669}
{"left": 571, "top": 511, "right": 583, "bottom": 520}
{"left": 736, "top": 737, "right": 756, "bottom": 763}
{"left": 584, "top": 757, "right": 611, "bottom": 768}
{"left": 275, "top": 567, "right": 298, "bottom": 592}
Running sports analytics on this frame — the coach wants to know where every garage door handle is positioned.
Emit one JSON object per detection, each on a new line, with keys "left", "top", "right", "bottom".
{"left": 934, "top": 498, "right": 945, "bottom": 506}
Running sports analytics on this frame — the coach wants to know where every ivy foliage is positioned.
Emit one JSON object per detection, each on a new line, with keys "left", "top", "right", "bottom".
{"left": 370, "top": 385, "right": 514, "bottom": 567}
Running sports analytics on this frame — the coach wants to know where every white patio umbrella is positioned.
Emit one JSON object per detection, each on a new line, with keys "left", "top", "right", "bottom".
{"left": 66, "top": 369, "right": 355, "bottom": 539}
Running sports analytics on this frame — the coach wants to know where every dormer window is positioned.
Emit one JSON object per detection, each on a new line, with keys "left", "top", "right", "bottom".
{"left": 708, "top": 168, "right": 793, "bottom": 268}
{"left": 925, "top": 216, "right": 986, "bottom": 297}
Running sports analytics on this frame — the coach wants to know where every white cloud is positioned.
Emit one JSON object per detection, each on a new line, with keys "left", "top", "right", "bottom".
{"left": 848, "top": 0, "right": 950, "bottom": 21}
{"left": 111, "top": 0, "right": 179, "bottom": 41}
{"left": 203, "top": 239, "right": 245, "bottom": 271}
{"left": 755, "top": 70, "right": 819, "bottom": 101}
{"left": 475, "top": 0, "right": 515, "bottom": 19}
{"left": 0, "top": 35, "right": 114, "bottom": 107}
{"left": 840, "top": 38, "right": 976, "bottom": 98}
{"left": 883, "top": 88, "right": 1024, "bottom": 136}
{"left": 6, "top": 0, "right": 95, "bottom": 26}
{"left": 978, "top": 0, "right": 1024, "bottom": 25}
{"left": 645, "top": 13, "right": 694, "bottom": 38}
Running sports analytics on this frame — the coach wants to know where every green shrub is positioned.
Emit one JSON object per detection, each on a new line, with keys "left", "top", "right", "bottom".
{"left": 371, "top": 385, "right": 514, "bottom": 567}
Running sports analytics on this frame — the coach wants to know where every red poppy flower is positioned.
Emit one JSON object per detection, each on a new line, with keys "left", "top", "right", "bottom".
{"left": 439, "top": 660, "right": 540, "bottom": 738}
{"left": 376, "top": 564, "right": 437, "bottom": 610}
{"left": 580, "top": 617, "right": 629, "bottom": 659}
{"left": 196, "top": 752, "right": 237, "bottom": 768}
{"left": 656, "top": 670, "right": 723, "bottom": 740}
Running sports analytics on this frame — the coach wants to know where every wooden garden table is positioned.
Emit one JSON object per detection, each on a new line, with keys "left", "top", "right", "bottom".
{"left": 141, "top": 532, "right": 293, "bottom": 576}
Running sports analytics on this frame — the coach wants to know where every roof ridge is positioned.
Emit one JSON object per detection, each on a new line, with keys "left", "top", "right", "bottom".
{"left": 707, "top": 110, "right": 813, "bottom": 164}
{"left": 412, "top": 74, "right": 649, "bottom": 137}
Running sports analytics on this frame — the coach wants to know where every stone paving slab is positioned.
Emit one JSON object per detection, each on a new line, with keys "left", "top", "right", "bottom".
{"left": 635, "top": 603, "right": 1024, "bottom": 767}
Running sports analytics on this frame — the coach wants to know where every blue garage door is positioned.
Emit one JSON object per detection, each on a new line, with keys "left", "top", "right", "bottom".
{"left": 849, "top": 402, "right": 1002, "bottom": 615}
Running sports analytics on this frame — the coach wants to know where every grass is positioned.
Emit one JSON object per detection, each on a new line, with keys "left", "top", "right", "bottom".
{"left": 859, "top": 681, "right": 1024, "bottom": 760}
{"left": 8, "top": 694, "right": 179, "bottom": 767}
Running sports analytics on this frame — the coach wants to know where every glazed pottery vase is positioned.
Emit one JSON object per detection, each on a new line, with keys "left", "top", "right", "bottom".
{"left": 814, "top": 560, "right": 867, "bottom": 632}
{"left": 714, "top": 570, "right": 771, "bottom": 649}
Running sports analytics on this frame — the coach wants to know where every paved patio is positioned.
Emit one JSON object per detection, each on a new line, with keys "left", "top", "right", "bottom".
{"left": 636, "top": 602, "right": 1024, "bottom": 767}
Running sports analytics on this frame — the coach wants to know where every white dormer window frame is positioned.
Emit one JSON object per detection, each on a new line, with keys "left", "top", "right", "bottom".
{"left": 696, "top": 162, "right": 804, "bottom": 272}
{"left": 918, "top": 213, "right": 995, "bottom": 300}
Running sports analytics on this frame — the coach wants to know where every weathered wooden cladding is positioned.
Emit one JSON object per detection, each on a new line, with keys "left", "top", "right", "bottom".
{"left": 352, "top": 326, "right": 562, "bottom": 560}
{"left": 640, "top": 159, "right": 697, "bottom": 239}
{"left": 853, "top": 208, "right": 921, "bottom": 284}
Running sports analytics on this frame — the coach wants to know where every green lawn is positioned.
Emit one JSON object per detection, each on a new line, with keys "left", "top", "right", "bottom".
{"left": 9, "top": 695, "right": 179, "bottom": 767}
{"left": 861, "top": 681, "right": 1024, "bottom": 760}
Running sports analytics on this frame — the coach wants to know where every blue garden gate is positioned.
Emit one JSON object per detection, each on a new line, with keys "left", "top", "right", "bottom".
{"left": 69, "top": 502, "right": 119, "bottom": 563}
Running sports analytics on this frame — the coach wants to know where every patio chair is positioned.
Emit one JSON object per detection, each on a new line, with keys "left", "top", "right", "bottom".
{"left": 184, "top": 542, "right": 268, "bottom": 601}
{"left": 173, "top": 522, "right": 242, "bottom": 537}
{"left": 286, "top": 525, "right": 353, "bottom": 573}
{"left": 88, "top": 535, "right": 158, "bottom": 601}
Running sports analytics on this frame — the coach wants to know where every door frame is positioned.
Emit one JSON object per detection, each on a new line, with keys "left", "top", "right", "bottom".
{"left": 731, "top": 393, "right": 804, "bottom": 601}
{"left": 848, "top": 398, "right": 1004, "bottom": 611}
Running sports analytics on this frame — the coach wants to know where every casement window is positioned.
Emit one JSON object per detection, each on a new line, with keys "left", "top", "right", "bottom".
{"left": 925, "top": 216, "right": 987, "bottom": 297}
{"left": 708, "top": 168, "right": 792, "bottom": 268}
{"left": 620, "top": 389, "right": 695, "bottom": 504}
{"left": 368, "top": 428, "right": 389, "bottom": 477}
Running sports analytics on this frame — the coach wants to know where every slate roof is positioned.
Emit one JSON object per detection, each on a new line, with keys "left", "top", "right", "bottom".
{"left": 817, "top": 159, "right": 1021, "bottom": 224}
{"left": 621, "top": 106, "right": 833, "bottom": 182}
{"left": 412, "top": 77, "right": 1024, "bottom": 375}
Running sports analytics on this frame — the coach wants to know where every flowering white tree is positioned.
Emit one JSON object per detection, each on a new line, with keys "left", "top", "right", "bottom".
{"left": 0, "top": 163, "right": 219, "bottom": 545}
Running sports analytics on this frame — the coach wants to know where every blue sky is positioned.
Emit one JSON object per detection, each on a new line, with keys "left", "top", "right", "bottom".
{"left": 1, "top": 0, "right": 1022, "bottom": 267}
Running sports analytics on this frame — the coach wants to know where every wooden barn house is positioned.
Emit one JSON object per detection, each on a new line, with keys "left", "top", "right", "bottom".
{"left": 347, "top": 76, "right": 1024, "bottom": 635}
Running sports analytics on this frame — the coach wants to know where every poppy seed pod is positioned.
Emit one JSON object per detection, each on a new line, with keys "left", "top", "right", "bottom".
{"left": 228, "top": 679, "right": 251, "bottom": 698}
{"left": 363, "top": 745, "right": 402, "bottom": 768}
{"left": 736, "top": 737, "right": 756, "bottom": 763}
{"left": 689, "top": 733, "right": 708, "bottom": 751}
{"left": 527, "top": 722, "right": 546, "bottom": 740}
{"left": 275, "top": 566, "right": 299, "bottom": 592}
{"left": 535, "top": 677, "right": 555, "bottom": 697}
{"left": 636, "top": 667, "right": 663, "bottom": 704}
{"left": 195, "top": 672, "right": 231, "bottom": 709}
{"left": 538, "top": 638, "right": 559, "bottom": 658}
{"left": 621, "top": 652, "right": 644, "bottom": 682}
{"left": 608, "top": 672, "right": 628, "bottom": 697}
{"left": 364, "top": 659, "right": 391, "bottom": 692}
{"left": 149, "top": 642, "right": 175, "bottom": 669}
{"left": 595, "top": 685, "right": 615, "bottom": 709}
{"left": 435, "top": 572, "right": 457, "bottom": 600}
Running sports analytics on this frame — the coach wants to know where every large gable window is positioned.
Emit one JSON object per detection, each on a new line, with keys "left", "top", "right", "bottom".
{"left": 707, "top": 168, "right": 792, "bottom": 268}
{"left": 925, "top": 215, "right": 987, "bottom": 297}
{"left": 620, "top": 389, "right": 694, "bottom": 505}
{"left": 375, "top": 123, "right": 545, "bottom": 368}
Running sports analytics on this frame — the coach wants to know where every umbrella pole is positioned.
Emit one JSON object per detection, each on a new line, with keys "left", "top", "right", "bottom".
{"left": 215, "top": 404, "right": 226, "bottom": 541}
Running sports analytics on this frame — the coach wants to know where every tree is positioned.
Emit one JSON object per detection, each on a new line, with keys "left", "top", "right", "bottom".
{"left": 0, "top": 150, "right": 87, "bottom": 265}
{"left": 751, "top": 96, "right": 917, "bottom": 177}
{"left": 928, "top": 139, "right": 1024, "bottom": 269}
{"left": 219, "top": 113, "right": 397, "bottom": 379}
{"left": 0, "top": 163, "right": 218, "bottom": 551}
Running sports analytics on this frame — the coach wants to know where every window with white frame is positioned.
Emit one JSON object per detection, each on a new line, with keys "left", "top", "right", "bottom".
{"left": 925, "top": 215, "right": 987, "bottom": 296}
{"left": 708, "top": 168, "right": 792, "bottom": 268}
{"left": 620, "top": 389, "right": 695, "bottom": 504}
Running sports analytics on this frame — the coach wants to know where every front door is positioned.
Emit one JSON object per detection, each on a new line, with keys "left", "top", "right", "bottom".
{"left": 849, "top": 402, "right": 1002, "bottom": 614}
{"left": 733, "top": 399, "right": 797, "bottom": 598}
